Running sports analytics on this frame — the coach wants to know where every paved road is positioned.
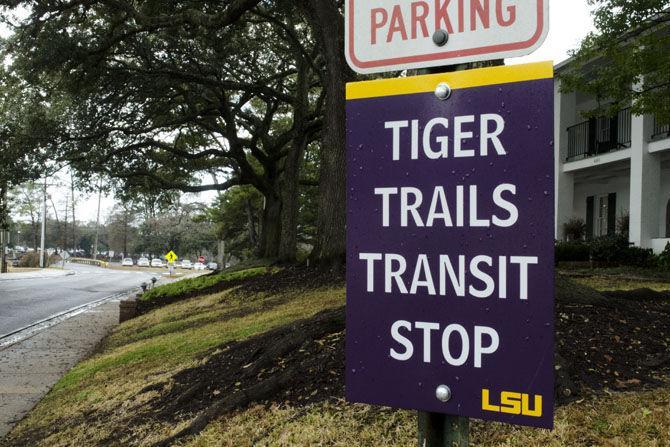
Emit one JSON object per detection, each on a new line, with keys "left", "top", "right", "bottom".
{"left": 0, "top": 264, "right": 158, "bottom": 337}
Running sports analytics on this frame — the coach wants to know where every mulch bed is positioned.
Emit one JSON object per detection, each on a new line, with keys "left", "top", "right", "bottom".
{"left": 152, "top": 307, "right": 346, "bottom": 422}
{"left": 230, "top": 264, "right": 346, "bottom": 297}
{"left": 555, "top": 287, "right": 670, "bottom": 402}
{"left": 9, "top": 269, "right": 669, "bottom": 447}
{"left": 143, "top": 274, "right": 670, "bottom": 436}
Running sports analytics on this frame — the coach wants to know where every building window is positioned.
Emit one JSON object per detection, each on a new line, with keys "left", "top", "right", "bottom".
{"left": 666, "top": 199, "right": 670, "bottom": 238}
{"left": 586, "top": 193, "right": 617, "bottom": 239}
{"left": 596, "top": 117, "right": 610, "bottom": 146}
{"left": 596, "top": 195, "right": 609, "bottom": 237}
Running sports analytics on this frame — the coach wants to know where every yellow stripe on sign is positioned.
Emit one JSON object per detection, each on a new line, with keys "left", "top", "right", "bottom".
{"left": 346, "top": 61, "right": 554, "bottom": 100}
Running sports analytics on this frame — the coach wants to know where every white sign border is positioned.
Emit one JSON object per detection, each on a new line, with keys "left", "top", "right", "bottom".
{"left": 345, "top": 0, "right": 550, "bottom": 74}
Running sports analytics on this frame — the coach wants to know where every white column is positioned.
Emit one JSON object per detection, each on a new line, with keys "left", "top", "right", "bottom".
{"left": 629, "top": 113, "right": 660, "bottom": 248}
{"left": 554, "top": 81, "right": 575, "bottom": 240}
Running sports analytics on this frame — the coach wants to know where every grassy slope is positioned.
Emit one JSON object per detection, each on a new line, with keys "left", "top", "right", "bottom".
{"left": 138, "top": 267, "right": 275, "bottom": 302}
{"left": 4, "top": 269, "right": 344, "bottom": 446}
{"left": 561, "top": 267, "right": 670, "bottom": 292}
{"left": 4, "top": 269, "right": 670, "bottom": 446}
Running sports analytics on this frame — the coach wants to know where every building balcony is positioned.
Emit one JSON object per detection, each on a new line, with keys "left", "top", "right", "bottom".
{"left": 651, "top": 115, "right": 670, "bottom": 141}
{"left": 566, "top": 108, "right": 632, "bottom": 162}
{"left": 649, "top": 115, "right": 670, "bottom": 154}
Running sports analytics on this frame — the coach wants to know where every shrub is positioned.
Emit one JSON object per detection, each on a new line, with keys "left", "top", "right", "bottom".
{"left": 18, "top": 252, "right": 61, "bottom": 268}
{"left": 616, "top": 211, "right": 630, "bottom": 238}
{"left": 555, "top": 241, "right": 590, "bottom": 262}
{"left": 589, "top": 235, "right": 656, "bottom": 267}
{"left": 563, "top": 218, "right": 586, "bottom": 241}
{"left": 621, "top": 246, "right": 656, "bottom": 268}
{"left": 658, "top": 242, "right": 670, "bottom": 269}
{"left": 588, "top": 235, "right": 628, "bottom": 265}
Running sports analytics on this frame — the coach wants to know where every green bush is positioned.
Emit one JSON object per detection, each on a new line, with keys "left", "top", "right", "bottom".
{"left": 621, "top": 246, "right": 657, "bottom": 268}
{"left": 555, "top": 241, "right": 590, "bottom": 262}
{"left": 18, "top": 252, "right": 61, "bottom": 268}
{"left": 563, "top": 218, "right": 586, "bottom": 241}
{"left": 589, "top": 235, "right": 656, "bottom": 267}
{"left": 658, "top": 242, "right": 670, "bottom": 269}
{"left": 589, "top": 235, "right": 629, "bottom": 265}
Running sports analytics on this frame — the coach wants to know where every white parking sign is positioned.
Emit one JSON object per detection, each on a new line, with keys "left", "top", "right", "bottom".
{"left": 345, "top": 0, "right": 550, "bottom": 74}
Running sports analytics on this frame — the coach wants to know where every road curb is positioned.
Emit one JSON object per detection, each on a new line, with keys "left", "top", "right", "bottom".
{"left": 0, "top": 290, "right": 131, "bottom": 351}
{"left": 0, "top": 270, "right": 75, "bottom": 282}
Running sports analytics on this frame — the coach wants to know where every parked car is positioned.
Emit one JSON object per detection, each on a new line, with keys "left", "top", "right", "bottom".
{"left": 206, "top": 262, "right": 218, "bottom": 270}
{"left": 121, "top": 258, "right": 134, "bottom": 267}
{"left": 181, "top": 260, "right": 193, "bottom": 270}
{"left": 173, "top": 261, "right": 182, "bottom": 268}
{"left": 193, "top": 262, "right": 206, "bottom": 271}
{"left": 137, "top": 257, "right": 150, "bottom": 267}
{"left": 151, "top": 259, "right": 165, "bottom": 268}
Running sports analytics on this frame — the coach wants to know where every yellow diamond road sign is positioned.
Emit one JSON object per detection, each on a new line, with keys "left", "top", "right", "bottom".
{"left": 165, "top": 251, "right": 178, "bottom": 263}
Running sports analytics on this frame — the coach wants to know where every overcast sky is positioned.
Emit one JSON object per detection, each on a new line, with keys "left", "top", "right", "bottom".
{"left": 6, "top": 0, "right": 596, "bottom": 223}
{"left": 514, "top": 0, "right": 595, "bottom": 65}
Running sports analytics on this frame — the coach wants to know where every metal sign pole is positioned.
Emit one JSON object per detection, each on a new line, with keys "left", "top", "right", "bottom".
{"left": 418, "top": 413, "right": 469, "bottom": 447}
{"left": 414, "top": 59, "right": 504, "bottom": 447}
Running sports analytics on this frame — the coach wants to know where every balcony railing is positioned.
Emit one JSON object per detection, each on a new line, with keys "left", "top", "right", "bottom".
{"left": 566, "top": 108, "right": 632, "bottom": 161}
{"left": 652, "top": 115, "right": 670, "bottom": 140}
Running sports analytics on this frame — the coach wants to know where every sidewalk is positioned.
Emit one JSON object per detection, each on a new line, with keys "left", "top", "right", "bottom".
{"left": 0, "top": 299, "right": 120, "bottom": 439}
{"left": 0, "top": 269, "right": 74, "bottom": 282}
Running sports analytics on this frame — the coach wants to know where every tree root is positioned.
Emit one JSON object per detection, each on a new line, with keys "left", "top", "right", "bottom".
{"left": 153, "top": 307, "right": 345, "bottom": 447}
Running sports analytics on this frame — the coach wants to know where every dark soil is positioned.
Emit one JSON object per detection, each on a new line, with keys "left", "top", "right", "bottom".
{"left": 555, "top": 286, "right": 670, "bottom": 402}
{"left": 5, "top": 270, "right": 670, "bottom": 447}
{"left": 229, "top": 263, "right": 345, "bottom": 297}
{"left": 152, "top": 307, "right": 345, "bottom": 422}
{"left": 142, "top": 274, "right": 670, "bottom": 434}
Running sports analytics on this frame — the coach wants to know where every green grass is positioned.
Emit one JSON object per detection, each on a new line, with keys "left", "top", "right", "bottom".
{"left": 559, "top": 266, "right": 670, "bottom": 292}
{"left": 570, "top": 275, "right": 670, "bottom": 292}
{"left": 560, "top": 266, "right": 670, "bottom": 281}
{"left": 139, "top": 266, "right": 275, "bottom": 302}
{"left": 186, "top": 388, "right": 670, "bottom": 447}
{"left": 6, "top": 270, "right": 670, "bottom": 446}
{"left": 5, "top": 277, "right": 345, "bottom": 446}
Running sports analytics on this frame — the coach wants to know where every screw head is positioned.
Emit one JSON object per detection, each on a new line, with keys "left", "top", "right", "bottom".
{"left": 432, "top": 29, "right": 449, "bottom": 47}
{"left": 435, "top": 385, "right": 452, "bottom": 402}
{"left": 434, "top": 83, "right": 452, "bottom": 100}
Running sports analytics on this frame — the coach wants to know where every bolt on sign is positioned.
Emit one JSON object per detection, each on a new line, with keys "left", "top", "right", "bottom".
{"left": 345, "top": 0, "right": 550, "bottom": 74}
{"left": 346, "top": 62, "right": 555, "bottom": 429}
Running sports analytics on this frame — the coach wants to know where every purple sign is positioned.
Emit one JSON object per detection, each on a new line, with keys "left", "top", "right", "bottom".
{"left": 346, "top": 62, "right": 555, "bottom": 429}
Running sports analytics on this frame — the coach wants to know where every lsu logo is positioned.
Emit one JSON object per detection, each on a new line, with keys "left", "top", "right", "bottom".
{"left": 482, "top": 389, "right": 542, "bottom": 417}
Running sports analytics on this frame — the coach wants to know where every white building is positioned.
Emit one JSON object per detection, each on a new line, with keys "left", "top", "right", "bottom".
{"left": 554, "top": 60, "right": 670, "bottom": 254}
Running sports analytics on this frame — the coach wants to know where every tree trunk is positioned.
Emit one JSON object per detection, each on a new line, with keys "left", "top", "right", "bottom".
{"left": 62, "top": 195, "right": 68, "bottom": 252}
{"left": 49, "top": 198, "right": 60, "bottom": 253}
{"left": 0, "top": 184, "right": 8, "bottom": 273}
{"left": 123, "top": 211, "right": 128, "bottom": 255}
{"left": 278, "top": 140, "right": 306, "bottom": 262}
{"left": 30, "top": 214, "right": 38, "bottom": 251}
{"left": 300, "top": 0, "right": 353, "bottom": 266}
{"left": 245, "top": 198, "right": 258, "bottom": 248}
{"left": 258, "top": 193, "right": 282, "bottom": 259}
{"left": 278, "top": 50, "right": 309, "bottom": 262}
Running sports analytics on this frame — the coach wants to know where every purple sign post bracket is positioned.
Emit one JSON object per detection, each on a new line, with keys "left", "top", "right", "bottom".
{"left": 346, "top": 62, "right": 556, "bottom": 442}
